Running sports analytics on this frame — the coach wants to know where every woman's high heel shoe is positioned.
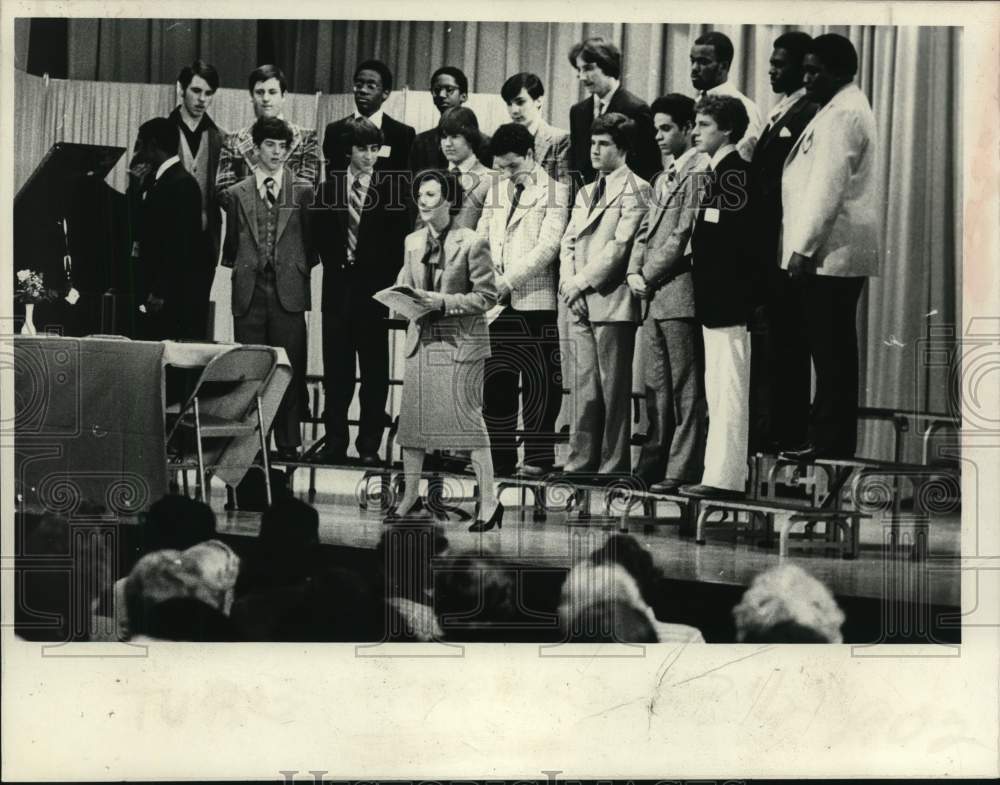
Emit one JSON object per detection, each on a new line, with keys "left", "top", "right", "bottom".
{"left": 383, "top": 497, "right": 431, "bottom": 524}
{"left": 468, "top": 502, "right": 504, "bottom": 532}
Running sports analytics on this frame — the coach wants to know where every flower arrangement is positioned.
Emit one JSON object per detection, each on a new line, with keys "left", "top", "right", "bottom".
{"left": 15, "top": 269, "right": 56, "bottom": 304}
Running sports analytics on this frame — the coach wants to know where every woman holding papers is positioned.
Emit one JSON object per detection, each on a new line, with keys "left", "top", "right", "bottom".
{"left": 385, "top": 170, "right": 503, "bottom": 532}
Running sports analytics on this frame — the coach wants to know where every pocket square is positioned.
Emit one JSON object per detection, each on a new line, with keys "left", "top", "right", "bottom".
{"left": 779, "top": 126, "right": 792, "bottom": 138}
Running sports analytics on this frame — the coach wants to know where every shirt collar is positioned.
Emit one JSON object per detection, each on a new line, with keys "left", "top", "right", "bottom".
{"left": 255, "top": 166, "right": 284, "bottom": 194}
{"left": 450, "top": 155, "right": 477, "bottom": 174}
{"left": 155, "top": 156, "right": 181, "bottom": 181}
{"left": 708, "top": 144, "right": 736, "bottom": 170}
{"left": 707, "top": 80, "right": 737, "bottom": 98}
{"left": 670, "top": 146, "right": 701, "bottom": 173}
{"left": 597, "top": 80, "right": 620, "bottom": 109}
{"left": 347, "top": 165, "right": 373, "bottom": 190}
{"left": 526, "top": 118, "right": 541, "bottom": 137}
{"left": 598, "top": 162, "right": 630, "bottom": 186}
{"left": 354, "top": 107, "right": 384, "bottom": 128}
{"left": 768, "top": 86, "right": 807, "bottom": 124}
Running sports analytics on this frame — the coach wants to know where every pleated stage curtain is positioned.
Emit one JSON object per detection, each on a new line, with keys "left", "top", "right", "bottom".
{"left": 13, "top": 20, "right": 962, "bottom": 460}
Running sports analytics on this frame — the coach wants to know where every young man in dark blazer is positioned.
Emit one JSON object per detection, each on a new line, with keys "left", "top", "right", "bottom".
{"left": 322, "top": 59, "right": 414, "bottom": 183}
{"left": 312, "top": 117, "right": 408, "bottom": 465}
{"left": 680, "top": 95, "right": 757, "bottom": 499}
{"left": 408, "top": 66, "right": 493, "bottom": 173}
{"left": 222, "top": 116, "right": 318, "bottom": 461}
{"left": 748, "top": 32, "right": 819, "bottom": 453}
{"left": 130, "top": 117, "right": 203, "bottom": 342}
{"left": 567, "top": 36, "right": 660, "bottom": 189}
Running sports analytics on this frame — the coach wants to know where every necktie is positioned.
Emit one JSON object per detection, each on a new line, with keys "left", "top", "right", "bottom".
{"left": 666, "top": 162, "right": 678, "bottom": 185}
{"left": 588, "top": 175, "right": 607, "bottom": 216}
{"left": 506, "top": 182, "right": 525, "bottom": 226}
{"left": 450, "top": 166, "right": 465, "bottom": 209}
{"left": 347, "top": 176, "right": 365, "bottom": 264}
{"left": 421, "top": 230, "right": 446, "bottom": 290}
{"left": 264, "top": 177, "right": 277, "bottom": 206}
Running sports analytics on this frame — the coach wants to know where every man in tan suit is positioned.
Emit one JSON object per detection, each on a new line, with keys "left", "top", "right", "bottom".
{"left": 627, "top": 94, "right": 710, "bottom": 492}
{"left": 560, "top": 112, "right": 651, "bottom": 475}
{"left": 477, "top": 123, "right": 570, "bottom": 475}
{"left": 780, "top": 34, "right": 880, "bottom": 461}
{"left": 222, "top": 117, "right": 317, "bottom": 460}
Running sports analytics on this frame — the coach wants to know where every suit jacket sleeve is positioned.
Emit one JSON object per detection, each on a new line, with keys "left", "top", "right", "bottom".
{"left": 559, "top": 193, "right": 582, "bottom": 282}
{"left": 221, "top": 187, "right": 240, "bottom": 268}
{"left": 626, "top": 206, "right": 652, "bottom": 277}
{"left": 322, "top": 121, "right": 339, "bottom": 181}
{"left": 215, "top": 133, "right": 240, "bottom": 205}
{"left": 641, "top": 171, "right": 703, "bottom": 287}
{"left": 551, "top": 134, "right": 572, "bottom": 187}
{"left": 290, "top": 129, "right": 320, "bottom": 188}
{"left": 295, "top": 185, "right": 319, "bottom": 268}
{"left": 579, "top": 181, "right": 651, "bottom": 292}
{"left": 440, "top": 236, "right": 498, "bottom": 314}
{"left": 786, "top": 109, "right": 862, "bottom": 259}
{"left": 505, "top": 181, "right": 570, "bottom": 291}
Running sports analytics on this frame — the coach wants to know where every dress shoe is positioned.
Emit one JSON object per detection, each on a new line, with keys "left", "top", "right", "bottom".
{"left": 469, "top": 502, "right": 504, "bottom": 532}
{"left": 678, "top": 483, "right": 744, "bottom": 499}
{"left": 271, "top": 447, "right": 300, "bottom": 463}
{"left": 649, "top": 479, "right": 683, "bottom": 494}
{"left": 383, "top": 498, "right": 432, "bottom": 524}
{"left": 310, "top": 447, "right": 346, "bottom": 464}
{"left": 493, "top": 463, "right": 518, "bottom": 478}
{"left": 358, "top": 453, "right": 382, "bottom": 467}
{"left": 516, "top": 463, "right": 549, "bottom": 478}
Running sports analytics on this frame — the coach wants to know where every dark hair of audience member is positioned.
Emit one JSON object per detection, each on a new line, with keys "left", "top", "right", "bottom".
{"left": 589, "top": 534, "right": 660, "bottom": 610}
{"left": 141, "top": 493, "right": 216, "bottom": 554}
{"left": 433, "top": 555, "right": 523, "bottom": 641}
{"left": 354, "top": 58, "right": 394, "bottom": 92}
{"left": 490, "top": 122, "right": 535, "bottom": 159}
{"left": 15, "top": 510, "right": 114, "bottom": 642}
{"left": 501, "top": 71, "right": 545, "bottom": 102}
{"left": 375, "top": 523, "right": 449, "bottom": 603}
{"left": 133, "top": 597, "right": 238, "bottom": 641}
{"left": 177, "top": 59, "right": 220, "bottom": 91}
{"left": 650, "top": 93, "right": 697, "bottom": 130}
{"left": 430, "top": 65, "right": 469, "bottom": 95}
{"left": 568, "top": 600, "right": 658, "bottom": 643}
{"left": 568, "top": 36, "right": 622, "bottom": 79}
{"left": 590, "top": 111, "right": 635, "bottom": 153}
{"left": 272, "top": 567, "right": 387, "bottom": 642}
{"left": 237, "top": 496, "right": 321, "bottom": 595}
{"left": 694, "top": 94, "right": 750, "bottom": 145}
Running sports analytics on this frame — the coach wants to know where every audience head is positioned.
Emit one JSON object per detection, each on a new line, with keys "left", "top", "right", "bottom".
{"left": 134, "top": 117, "right": 179, "bottom": 165}
{"left": 490, "top": 122, "right": 536, "bottom": 180}
{"left": 430, "top": 66, "right": 469, "bottom": 114}
{"left": 570, "top": 36, "right": 622, "bottom": 98}
{"left": 134, "top": 597, "right": 238, "bottom": 641}
{"left": 569, "top": 599, "right": 658, "bottom": 643}
{"left": 732, "top": 564, "right": 845, "bottom": 643}
{"left": 251, "top": 116, "right": 293, "bottom": 173}
{"left": 16, "top": 511, "right": 114, "bottom": 642}
{"left": 434, "top": 554, "right": 520, "bottom": 640}
{"left": 413, "top": 169, "right": 461, "bottom": 227}
{"left": 650, "top": 93, "right": 697, "bottom": 160}
{"left": 501, "top": 72, "right": 545, "bottom": 127}
{"left": 338, "top": 116, "right": 384, "bottom": 173}
{"left": 438, "top": 106, "right": 482, "bottom": 165}
{"left": 694, "top": 94, "right": 749, "bottom": 154}
{"left": 273, "top": 567, "right": 386, "bottom": 642}
{"left": 353, "top": 59, "right": 393, "bottom": 116}
{"left": 248, "top": 64, "right": 287, "bottom": 118}
{"left": 590, "top": 111, "right": 633, "bottom": 173}
{"left": 376, "top": 523, "right": 449, "bottom": 603}
{"left": 126, "top": 539, "right": 241, "bottom": 636}
{"left": 770, "top": 31, "right": 813, "bottom": 95}
{"left": 804, "top": 34, "right": 859, "bottom": 104}
{"left": 176, "top": 60, "right": 219, "bottom": 120}
{"left": 559, "top": 562, "right": 656, "bottom": 643}
{"left": 589, "top": 534, "right": 660, "bottom": 609}
{"left": 690, "top": 31, "right": 734, "bottom": 91}
{"left": 142, "top": 494, "right": 216, "bottom": 554}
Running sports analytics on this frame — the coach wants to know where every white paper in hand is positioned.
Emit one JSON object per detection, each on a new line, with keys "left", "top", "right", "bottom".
{"left": 373, "top": 285, "right": 436, "bottom": 321}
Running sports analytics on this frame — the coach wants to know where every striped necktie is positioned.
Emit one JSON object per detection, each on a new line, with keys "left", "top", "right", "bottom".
{"left": 588, "top": 175, "right": 607, "bottom": 216}
{"left": 347, "top": 175, "right": 365, "bottom": 264}
{"left": 264, "top": 177, "right": 277, "bottom": 206}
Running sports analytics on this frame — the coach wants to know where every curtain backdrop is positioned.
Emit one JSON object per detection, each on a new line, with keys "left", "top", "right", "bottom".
{"left": 13, "top": 21, "right": 961, "bottom": 460}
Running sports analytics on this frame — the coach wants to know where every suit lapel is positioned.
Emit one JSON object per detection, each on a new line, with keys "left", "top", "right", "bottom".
{"left": 237, "top": 180, "right": 261, "bottom": 247}
{"left": 533, "top": 123, "right": 552, "bottom": 167}
{"left": 578, "top": 174, "right": 626, "bottom": 235}
{"left": 440, "top": 230, "right": 463, "bottom": 289}
{"left": 275, "top": 177, "right": 293, "bottom": 242}
{"left": 409, "top": 229, "right": 430, "bottom": 288}
{"left": 504, "top": 171, "right": 542, "bottom": 233}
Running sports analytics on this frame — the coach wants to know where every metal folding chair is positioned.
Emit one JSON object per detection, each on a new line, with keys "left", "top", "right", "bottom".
{"left": 165, "top": 346, "right": 277, "bottom": 505}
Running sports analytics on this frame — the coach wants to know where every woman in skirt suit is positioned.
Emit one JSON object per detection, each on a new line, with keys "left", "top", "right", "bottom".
{"left": 389, "top": 170, "right": 504, "bottom": 532}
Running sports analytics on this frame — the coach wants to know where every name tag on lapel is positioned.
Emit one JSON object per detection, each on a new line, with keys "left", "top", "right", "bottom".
{"left": 704, "top": 207, "right": 721, "bottom": 224}
{"left": 377, "top": 145, "right": 391, "bottom": 158}
{"left": 779, "top": 126, "right": 792, "bottom": 138}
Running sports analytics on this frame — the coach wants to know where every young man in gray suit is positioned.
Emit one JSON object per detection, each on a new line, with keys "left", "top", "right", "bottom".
{"left": 222, "top": 116, "right": 318, "bottom": 461}
{"left": 501, "top": 72, "right": 571, "bottom": 187}
{"left": 627, "top": 94, "right": 710, "bottom": 493}
{"left": 559, "top": 112, "right": 651, "bottom": 475}
{"left": 780, "top": 34, "right": 880, "bottom": 461}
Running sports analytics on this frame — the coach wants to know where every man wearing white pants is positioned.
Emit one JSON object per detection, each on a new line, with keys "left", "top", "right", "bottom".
{"left": 680, "top": 95, "right": 760, "bottom": 498}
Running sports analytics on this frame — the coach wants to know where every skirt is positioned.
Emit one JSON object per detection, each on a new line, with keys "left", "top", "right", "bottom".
{"left": 396, "top": 339, "right": 490, "bottom": 450}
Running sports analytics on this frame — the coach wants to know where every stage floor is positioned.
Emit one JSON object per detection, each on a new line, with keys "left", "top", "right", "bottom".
{"left": 206, "top": 466, "right": 961, "bottom": 609}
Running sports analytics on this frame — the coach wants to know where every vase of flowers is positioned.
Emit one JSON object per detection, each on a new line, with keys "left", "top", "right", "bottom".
{"left": 15, "top": 269, "right": 55, "bottom": 335}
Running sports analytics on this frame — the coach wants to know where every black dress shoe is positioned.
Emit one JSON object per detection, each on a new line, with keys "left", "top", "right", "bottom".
{"left": 383, "top": 498, "right": 432, "bottom": 524}
{"left": 469, "top": 502, "right": 504, "bottom": 532}
{"left": 358, "top": 453, "right": 382, "bottom": 467}
{"left": 678, "top": 483, "right": 744, "bottom": 499}
{"left": 311, "top": 447, "right": 346, "bottom": 464}
{"left": 271, "top": 448, "right": 300, "bottom": 463}
{"left": 649, "top": 479, "right": 683, "bottom": 494}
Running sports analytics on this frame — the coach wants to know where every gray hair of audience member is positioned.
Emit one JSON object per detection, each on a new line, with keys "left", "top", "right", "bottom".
{"left": 732, "top": 564, "right": 845, "bottom": 643}
{"left": 559, "top": 562, "right": 649, "bottom": 622}
{"left": 126, "top": 539, "right": 241, "bottom": 628}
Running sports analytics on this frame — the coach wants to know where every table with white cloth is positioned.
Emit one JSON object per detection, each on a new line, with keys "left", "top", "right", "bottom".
{"left": 13, "top": 336, "right": 289, "bottom": 514}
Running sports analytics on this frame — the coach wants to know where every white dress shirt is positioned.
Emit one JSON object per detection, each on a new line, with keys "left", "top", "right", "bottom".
{"left": 255, "top": 166, "right": 284, "bottom": 201}
{"left": 592, "top": 80, "right": 621, "bottom": 118}
{"left": 353, "top": 108, "right": 384, "bottom": 128}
